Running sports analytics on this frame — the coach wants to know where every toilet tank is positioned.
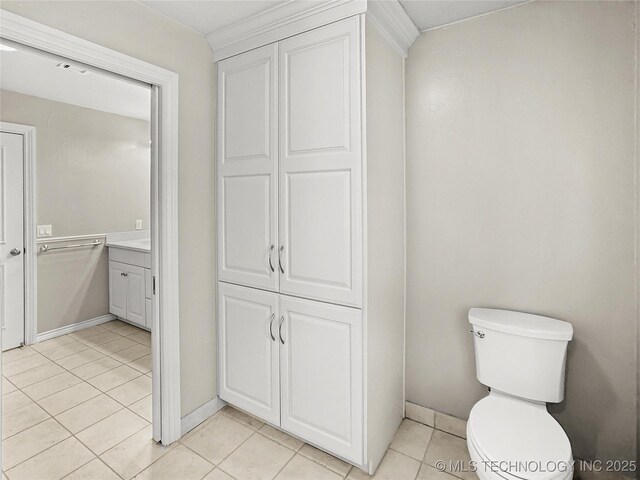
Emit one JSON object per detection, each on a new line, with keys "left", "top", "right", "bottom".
{"left": 469, "top": 308, "right": 573, "bottom": 403}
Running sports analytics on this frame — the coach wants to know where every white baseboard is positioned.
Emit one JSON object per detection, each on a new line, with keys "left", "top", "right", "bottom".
{"left": 36, "top": 314, "right": 116, "bottom": 343}
{"left": 181, "top": 396, "right": 226, "bottom": 436}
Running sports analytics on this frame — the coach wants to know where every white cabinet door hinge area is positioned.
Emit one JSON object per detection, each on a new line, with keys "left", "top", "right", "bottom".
{"left": 278, "top": 17, "right": 363, "bottom": 307}
{"left": 218, "top": 282, "right": 280, "bottom": 425}
{"left": 279, "top": 294, "right": 363, "bottom": 464}
{"left": 217, "top": 43, "right": 279, "bottom": 292}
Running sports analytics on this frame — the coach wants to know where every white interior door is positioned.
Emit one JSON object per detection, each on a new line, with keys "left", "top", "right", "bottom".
{"left": 218, "top": 44, "right": 279, "bottom": 292}
{"left": 1, "top": 132, "right": 25, "bottom": 351}
{"left": 279, "top": 295, "right": 363, "bottom": 464}
{"left": 279, "top": 17, "right": 362, "bottom": 307}
{"left": 218, "top": 282, "right": 280, "bottom": 425}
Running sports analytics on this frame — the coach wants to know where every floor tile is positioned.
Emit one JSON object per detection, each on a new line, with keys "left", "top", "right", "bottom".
{"left": 219, "top": 434, "right": 294, "bottom": 480}
{"left": 100, "top": 425, "right": 172, "bottom": 479}
{"left": 31, "top": 336, "right": 77, "bottom": 353}
{"left": 76, "top": 408, "right": 148, "bottom": 455}
{"left": 100, "top": 321, "right": 126, "bottom": 331}
{"left": 108, "top": 323, "right": 143, "bottom": 337}
{"left": 390, "top": 419, "right": 434, "bottom": 460}
{"left": 298, "top": 444, "right": 352, "bottom": 477}
{"left": 5, "top": 436, "right": 95, "bottom": 480}
{"left": 68, "top": 326, "right": 108, "bottom": 340}
{"left": 55, "top": 349, "right": 105, "bottom": 370}
{"left": 8, "top": 362, "right": 66, "bottom": 389}
{"left": 128, "top": 332, "right": 151, "bottom": 347}
{"left": 3, "top": 402, "right": 50, "bottom": 439}
{"left": 203, "top": 469, "right": 235, "bottom": 480}
{"left": 435, "top": 413, "right": 467, "bottom": 439}
{"left": 87, "top": 365, "right": 141, "bottom": 392}
{"left": 64, "top": 458, "right": 120, "bottom": 480}
{"left": 93, "top": 337, "right": 138, "bottom": 355}
{"left": 129, "top": 354, "right": 152, "bottom": 374}
{"left": 56, "top": 394, "right": 123, "bottom": 434}
{"left": 221, "top": 406, "right": 264, "bottom": 430}
{"left": 129, "top": 395, "right": 152, "bottom": 422}
{"left": 22, "top": 372, "right": 82, "bottom": 401}
{"left": 3, "top": 391, "right": 33, "bottom": 414}
{"left": 41, "top": 340, "right": 91, "bottom": 361}
{"left": 182, "top": 413, "right": 253, "bottom": 465}
{"left": 74, "top": 331, "right": 122, "bottom": 348}
{"left": 111, "top": 344, "right": 151, "bottom": 364}
{"left": 134, "top": 444, "right": 213, "bottom": 480}
{"left": 347, "top": 450, "right": 420, "bottom": 480}
{"left": 39, "top": 382, "right": 102, "bottom": 416}
{"left": 3, "top": 353, "right": 50, "bottom": 377}
{"left": 259, "top": 425, "right": 303, "bottom": 452}
{"left": 106, "top": 375, "right": 152, "bottom": 406}
{"left": 417, "top": 464, "right": 461, "bottom": 480}
{"left": 424, "top": 431, "right": 475, "bottom": 480}
{"left": 3, "top": 346, "right": 38, "bottom": 365}
{"left": 2, "top": 418, "right": 71, "bottom": 470}
{"left": 276, "top": 454, "right": 342, "bottom": 480}
{"left": 3, "top": 377, "right": 17, "bottom": 394}
{"left": 71, "top": 356, "right": 122, "bottom": 380}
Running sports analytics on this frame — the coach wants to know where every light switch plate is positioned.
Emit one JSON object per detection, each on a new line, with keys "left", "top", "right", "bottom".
{"left": 135, "top": 220, "right": 143, "bottom": 230}
{"left": 37, "top": 225, "right": 52, "bottom": 237}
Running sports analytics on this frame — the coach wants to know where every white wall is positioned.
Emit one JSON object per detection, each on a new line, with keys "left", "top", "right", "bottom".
{"left": 405, "top": 0, "right": 637, "bottom": 462}
{"left": 1, "top": 90, "right": 151, "bottom": 237}
{"left": 0, "top": 0, "right": 217, "bottom": 417}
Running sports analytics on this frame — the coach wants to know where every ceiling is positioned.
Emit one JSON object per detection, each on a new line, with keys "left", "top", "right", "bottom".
{"left": 140, "top": 0, "right": 528, "bottom": 36}
{"left": 140, "top": 0, "right": 281, "bottom": 34}
{"left": 0, "top": 44, "right": 151, "bottom": 121}
{"left": 399, "top": 0, "right": 527, "bottom": 31}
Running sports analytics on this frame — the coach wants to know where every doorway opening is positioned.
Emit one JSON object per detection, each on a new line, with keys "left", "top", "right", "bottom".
{"left": 0, "top": 10, "right": 181, "bottom": 474}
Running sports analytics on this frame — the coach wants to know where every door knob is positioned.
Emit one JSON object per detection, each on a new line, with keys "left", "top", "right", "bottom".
{"left": 10, "top": 248, "right": 21, "bottom": 256}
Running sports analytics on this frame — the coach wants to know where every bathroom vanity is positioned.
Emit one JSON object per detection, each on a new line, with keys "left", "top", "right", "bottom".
{"left": 106, "top": 236, "right": 151, "bottom": 330}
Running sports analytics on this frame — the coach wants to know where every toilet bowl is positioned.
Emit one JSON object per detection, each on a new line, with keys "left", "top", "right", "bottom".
{"left": 467, "top": 308, "right": 574, "bottom": 480}
{"left": 466, "top": 391, "right": 573, "bottom": 480}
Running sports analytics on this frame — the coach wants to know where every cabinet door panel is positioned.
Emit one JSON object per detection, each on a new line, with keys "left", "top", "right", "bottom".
{"left": 218, "top": 282, "right": 280, "bottom": 425}
{"left": 280, "top": 295, "right": 362, "bottom": 464}
{"left": 218, "top": 44, "right": 278, "bottom": 291}
{"left": 126, "top": 264, "right": 146, "bottom": 327}
{"left": 109, "top": 261, "right": 127, "bottom": 319}
{"left": 279, "top": 17, "right": 362, "bottom": 306}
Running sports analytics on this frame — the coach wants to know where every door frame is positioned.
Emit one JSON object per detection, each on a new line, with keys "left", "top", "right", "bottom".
{"left": 0, "top": 11, "right": 182, "bottom": 446}
{"left": 0, "top": 122, "right": 36, "bottom": 348}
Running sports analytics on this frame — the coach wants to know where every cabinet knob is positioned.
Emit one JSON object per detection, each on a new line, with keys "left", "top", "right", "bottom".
{"left": 269, "top": 313, "right": 275, "bottom": 341}
{"left": 268, "top": 245, "right": 275, "bottom": 273}
{"left": 278, "top": 246, "right": 285, "bottom": 274}
{"left": 278, "top": 316, "right": 285, "bottom": 345}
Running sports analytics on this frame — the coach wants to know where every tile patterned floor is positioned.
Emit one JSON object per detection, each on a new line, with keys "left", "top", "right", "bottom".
{"left": 2, "top": 320, "right": 472, "bottom": 480}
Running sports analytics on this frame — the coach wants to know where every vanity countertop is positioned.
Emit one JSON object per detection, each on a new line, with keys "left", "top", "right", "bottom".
{"left": 105, "top": 238, "right": 150, "bottom": 253}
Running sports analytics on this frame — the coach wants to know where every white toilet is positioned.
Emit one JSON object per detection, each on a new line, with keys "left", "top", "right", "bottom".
{"left": 467, "top": 308, "right": 574, "bottom": 480}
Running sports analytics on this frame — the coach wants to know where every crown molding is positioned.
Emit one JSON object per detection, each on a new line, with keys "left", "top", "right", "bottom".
{"left": 207, "top": 0, "right": 367, "bottom": 61}
{"left": 367, "top": 0, "right": 419, "bottom": 57}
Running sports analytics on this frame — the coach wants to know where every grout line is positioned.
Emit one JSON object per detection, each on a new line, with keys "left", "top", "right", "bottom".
{"left": 3, "top": 324, "right": 154, "bottom": 477}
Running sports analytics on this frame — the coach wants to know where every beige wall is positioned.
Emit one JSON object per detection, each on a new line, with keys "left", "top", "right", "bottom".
{"left": 405, "top": 0, "right": 637, "bottom": 462}
{"left": 0, "top": 1, "right": 217, "bottom": 417}
{"left": 365, "top": 19, "right": 406, "bottom": 470}
{"left": 1, "top": 90, "right": 151, "bottom": 237}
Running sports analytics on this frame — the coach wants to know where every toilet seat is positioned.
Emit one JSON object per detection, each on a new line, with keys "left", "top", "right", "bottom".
{"left": 467, "top": 393, "right": 573, "bottom": 480}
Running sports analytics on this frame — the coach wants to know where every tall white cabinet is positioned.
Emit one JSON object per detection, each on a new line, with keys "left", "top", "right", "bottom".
{"left": 216, "top": 7, "right": 411, "bottom": 473}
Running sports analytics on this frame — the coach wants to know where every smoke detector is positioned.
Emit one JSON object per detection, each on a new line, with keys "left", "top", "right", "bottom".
{"left": 56, "top": 62, "right": 88, "bottom": 74}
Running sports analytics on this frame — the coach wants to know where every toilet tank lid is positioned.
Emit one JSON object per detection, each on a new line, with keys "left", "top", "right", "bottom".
{"left": 468, "top": 308, "right": 573, "bottom": 341}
